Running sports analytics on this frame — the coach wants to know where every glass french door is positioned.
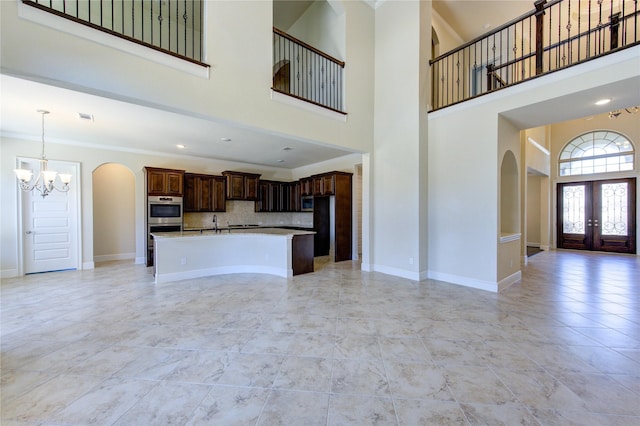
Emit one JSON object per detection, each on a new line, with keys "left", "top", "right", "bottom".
{"left": 557, "top": 178, "right": 636, "bottom": 253}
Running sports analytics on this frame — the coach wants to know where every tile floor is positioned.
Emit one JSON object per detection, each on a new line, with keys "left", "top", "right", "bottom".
{"left": 1, "top": 251, "right": 639, "bottom": 425}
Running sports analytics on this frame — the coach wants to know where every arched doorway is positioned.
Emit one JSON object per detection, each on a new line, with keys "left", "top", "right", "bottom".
{"left": 92, "top": 163, "right": 136, "bottom": 263}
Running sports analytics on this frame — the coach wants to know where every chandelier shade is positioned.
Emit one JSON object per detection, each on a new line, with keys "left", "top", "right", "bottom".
{"left": 14, "top": 110, "right": 71, "bottom": 198}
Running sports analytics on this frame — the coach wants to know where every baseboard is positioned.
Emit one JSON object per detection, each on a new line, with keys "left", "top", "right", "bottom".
{"left": 427, "top": 270, "right": 499, "bottom": 293}
{"left": 94, "top": 253, "right": 136, "bottom": 263}
{"left": 371, "top": 264, "right": 427, "bottom": 281}
{"left": 82, "top": 261, "right": 95, "bottom": 270}
{"left": 1, "top": 268, "right": 19, "bottom": 278}
{"left": 135, "top": 256, "right": 146, "bottom": 265}
{"left": 498, "top": 270, "right": 522, "bottom": 291}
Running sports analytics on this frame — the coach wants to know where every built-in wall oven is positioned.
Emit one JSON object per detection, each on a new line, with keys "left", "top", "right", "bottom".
{"left": 147, "top": 196, "right": 183, "bottom": 266}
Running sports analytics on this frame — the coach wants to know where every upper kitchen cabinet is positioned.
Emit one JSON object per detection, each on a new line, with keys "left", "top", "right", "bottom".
{"left": 222, "top": 171, "right": 261, "bottom": 201}
{"left": 300, "top": 177, "right": 313, "bottom": 196}
{"left": 145, "top": 167, "right": 185, "bottom": 196}
{"left": 312, "top": 173, "right": 336, "bottom": 196}
{"left": 184, "top": 173, "right": 226, "bottom": 212}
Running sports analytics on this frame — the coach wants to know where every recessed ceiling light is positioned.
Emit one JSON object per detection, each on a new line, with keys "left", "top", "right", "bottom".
{"left": 595, "top": 98, "right": 611, "bottom": 105}
{"left": 276, "top": 159, "right": 285, "bottom": 163}
{"left": 176, "top": 144, "right": 185, "bottom": 149}
{"left": 77, "top": 112, "right": 94, "bottom": 121}
{"left": 220, "top": 137, "right": 232, "bottom": 142}
{"left": 281, "top": 147, "right": 292, "bottom": 151}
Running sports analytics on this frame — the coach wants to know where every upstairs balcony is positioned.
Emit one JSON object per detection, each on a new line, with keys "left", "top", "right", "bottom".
{"left": 430, "top": 0, "right": 640, "bottom": 111}
{"left": 22, "top": 0, "right": 206, "bottom": 66}
{"left": 21, "top": 1, "right": 345, "bottom": 114}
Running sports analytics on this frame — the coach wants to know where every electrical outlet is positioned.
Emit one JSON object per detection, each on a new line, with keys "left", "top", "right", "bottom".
{"left": 409, "top": 257, "right": 414, "bottom": 265}
{"left": 181, "top": 257, "right": 187, "bottom": 265}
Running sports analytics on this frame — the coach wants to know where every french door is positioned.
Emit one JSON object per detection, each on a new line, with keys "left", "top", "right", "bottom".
{"left": 557, "top": 178, "right": 636, "bottom": 253}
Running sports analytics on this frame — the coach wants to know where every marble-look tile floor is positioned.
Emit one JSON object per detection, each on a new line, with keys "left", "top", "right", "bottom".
{"left": 1, "top": 251, "right": 639, "bottom": 425}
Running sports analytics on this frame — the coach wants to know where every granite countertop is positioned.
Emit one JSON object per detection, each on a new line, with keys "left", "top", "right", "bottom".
{"left": 183, "top": 224, "right": 313, "bottom": 232}
{"left": 152, "top": 227, "right": 315, "bottom": 239}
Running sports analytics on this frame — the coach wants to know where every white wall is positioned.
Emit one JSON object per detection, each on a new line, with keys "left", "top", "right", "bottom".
{"left": 527, "top": 175, "right": 542, "bottom": 246}
{"left": 0, "top": 135, "right": 306, "bottom": 277}
{"left": 1, "top": 0, "right": 373, "bottom": 155}
{"left": 287, "top": 0, "right": 345, "bottom": 60}
{"left": 428, "top": 46, "right": 640, "bottom": 291}
{"left": 368, "top": 0, "right": 430, "bottom": 281}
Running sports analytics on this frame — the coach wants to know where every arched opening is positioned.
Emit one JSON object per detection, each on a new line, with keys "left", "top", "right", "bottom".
{"left": 501, "top": 150, "right": 520, "bottom": 235}
{"left": 273, "top": 59, "right": 290, "bottom": 93}
{"left": 92, "top": 163, "right": 135, "bottom": 263}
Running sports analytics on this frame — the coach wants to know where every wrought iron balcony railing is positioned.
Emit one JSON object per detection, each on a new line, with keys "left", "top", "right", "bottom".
{"left": 430, "top": 0, "right": 640, "bottom": 111}
{"left": 273, "top": 28, "right": 345, "bottom": 114}
{"left": 23, "top": 0, "right": 206, "bottom": 66}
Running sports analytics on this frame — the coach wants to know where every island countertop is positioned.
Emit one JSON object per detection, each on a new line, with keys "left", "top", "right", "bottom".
{"left": 151, "top": 228, "right": 315, "bottom": 284}
{"left": 152, "top": 227, "right": 315, "bottom": 239}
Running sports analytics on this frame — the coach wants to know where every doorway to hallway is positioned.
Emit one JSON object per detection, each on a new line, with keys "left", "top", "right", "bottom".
{"left": 557, "top": 178, "right": 636, "bottom": 254}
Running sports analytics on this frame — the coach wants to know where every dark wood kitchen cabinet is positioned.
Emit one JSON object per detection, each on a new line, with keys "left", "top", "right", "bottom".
{"left": 184, "top": 173, "right": 226, "bottom": 212}
{"left": 255, "top": 181, "right": 301, "bottom": 212}
{"left": 300, "top": 177, "right": 313, "bottom": 196}
{"left": 312, "top": 173, "right": 336, "bottom": 196}
{"left": 222, "top": 171, "right": 260, "bottom": 201}
{"left": 313, "top": 171, "right": 352, "bottom": 262}
{"left": 145, "top": 167, "right": 184, "bottom": 196}
{"left": 287, "top": 181, "right": 301, "bottom": 212}
{"left": 256, "top": 180, "right": 283, "bottom": 212}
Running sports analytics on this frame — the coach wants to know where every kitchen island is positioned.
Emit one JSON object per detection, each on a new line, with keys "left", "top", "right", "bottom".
{"left": 151, "top": 228, "right": 315, "bottom": 284}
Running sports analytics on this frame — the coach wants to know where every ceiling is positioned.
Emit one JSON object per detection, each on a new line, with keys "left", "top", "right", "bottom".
{"left": 0, "top": 74, "right": 357, "bottom": 170}
{"left": 273, "top": 0, "right": 315, "bottom": 31}
{"left": 1, "top": 1, "right": 636, "bottom": 170}
{"left": 432, "top": 0, "right": 533, "bottom": 42}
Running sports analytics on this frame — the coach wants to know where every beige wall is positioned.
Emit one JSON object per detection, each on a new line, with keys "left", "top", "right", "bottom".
{"left": 93, "top": 163, "right": 135, "bottom": 262}
{"left": 1, "top": 135, "right": 361, "bottom": 276}
{"left": 549, "top": 111, "right": 640, "bottom": 249}
{"left": 428, "top": 46, "right": 640, "bottom": 291}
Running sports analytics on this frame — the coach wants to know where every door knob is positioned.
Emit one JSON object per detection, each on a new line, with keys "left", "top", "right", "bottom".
{"left": 25, "top": 231, "right": 34, "bottom": 235}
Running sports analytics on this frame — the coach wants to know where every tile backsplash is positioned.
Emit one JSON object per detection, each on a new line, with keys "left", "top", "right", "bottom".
{"left": 184, "top": 201, "right": 313, "bottom": 229}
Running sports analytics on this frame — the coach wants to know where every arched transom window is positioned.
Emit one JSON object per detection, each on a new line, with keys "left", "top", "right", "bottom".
{"left": 559, "top": 131, "right": 635, "bottom": 176}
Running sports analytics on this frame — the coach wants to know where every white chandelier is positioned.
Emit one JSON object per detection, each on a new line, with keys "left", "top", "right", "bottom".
{"left": 14, "top": 110, "right": 71, "bottom": 198}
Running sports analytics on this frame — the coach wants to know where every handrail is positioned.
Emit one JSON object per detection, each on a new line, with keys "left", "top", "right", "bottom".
{"left": 272, "top": 28, "right": 345, "bottom": 113}
{"left": 430, "top": 0, "right": 640, "bottom": 111}
{"left": 273, "top": 27, "right": 345, "bottom": 67}
{"left": 429, "top": 4, "right": 544, "bottom": 65}
{"left": 22, "top": 0, "right": 208, "bottom": 67}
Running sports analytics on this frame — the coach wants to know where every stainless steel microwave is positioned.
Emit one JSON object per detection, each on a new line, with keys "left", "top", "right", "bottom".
{"left": 148, "top": 196, "right": 183, "bottom": 225}
{"left": 301, "top": 196, "right": 313, "bottom": 212}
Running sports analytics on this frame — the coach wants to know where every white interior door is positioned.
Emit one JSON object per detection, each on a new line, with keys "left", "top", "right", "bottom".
{"left": 19, "top": 158, "right": 80, "bottom": 274}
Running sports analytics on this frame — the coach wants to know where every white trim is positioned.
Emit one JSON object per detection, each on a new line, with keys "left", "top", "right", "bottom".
{"left": 15, "top": 157, "right": 82, "bottom": 276}
{"left": 271, "top": 90, "right": 347, "bottom": 122}
{"left": 155, "top": 265, "right": 292, "bottom": 284}
{"left": 135, "top": 256, "right": 146, "bottom": 265}
{"left": 428, "top": 270, "right": 499, "bottom": 293}
{"left": 498, "top": 270, "right": 522, "bottom": 291}
{"left": 94, "top": 253, "right": 136, "bottom": 263}
{"left": 500, "top": 232, "right": 521, "bottom": 243}
{"left": 83, "top": 261, "right": 95, "bottom": 270}
{"left": 18, "top": 1, "right": 209, "bottom": 79}
{"left": 370, "top": 264, "right": 427, "bottom": 281}
{"left": 527, "top": 137, "right": 551, "bottom": 155}
{"left": 1, "top": 269, "right": 19, "bottom": 279}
